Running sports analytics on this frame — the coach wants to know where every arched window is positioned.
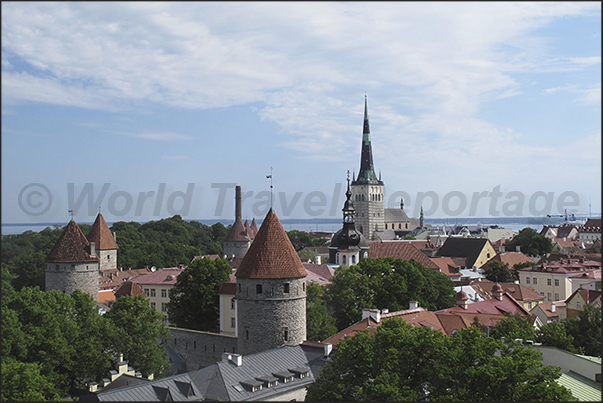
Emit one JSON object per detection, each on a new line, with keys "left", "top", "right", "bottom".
{"left": 342, "top": 255, "right": 347, "bottom": 265}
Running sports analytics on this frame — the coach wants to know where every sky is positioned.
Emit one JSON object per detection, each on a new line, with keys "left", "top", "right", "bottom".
{"left": 2, "top": 2, "right": 601, "bottom": 226}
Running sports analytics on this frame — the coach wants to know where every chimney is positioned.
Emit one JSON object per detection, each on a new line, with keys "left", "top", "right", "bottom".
{"left": 235, "top": 185, "right": 242, "bottom": 220}
{"left": 90, "top": 242, "right": 96, "bottom": 257}
{"left": 88, "top": 382, "right": 98, "bottom": 393}
{"left": 231, "top": 353, "right": 243, "bottom": 366}
{"left": 315, "top": 255, "right": 321, "bottom": 265}
{"left": 551, "top": 304, "right": 556, "bottom": 313}
{"left": 516, "top": 246, "right": 521, "bottom": 253}
{"left": 362, "top": 308, "right": 380, "bottom": 323}
{"left": 222, "top": 352, "right": 232, "bottom": 363}
{"left": 113, "top": 231, "right": 117, "bottom": 242}
{"left": 324, "top": 343, "right": 333, "bottom": 358}
{"left": 409, "top": 301, "right": 418, "bottom": 309}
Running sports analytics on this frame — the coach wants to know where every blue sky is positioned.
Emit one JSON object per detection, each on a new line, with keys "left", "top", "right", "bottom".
{"left": 2, "top": 2, "right": 600, "bottom": 225}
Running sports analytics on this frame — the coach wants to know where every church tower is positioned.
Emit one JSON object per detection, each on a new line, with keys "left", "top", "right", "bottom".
{"left": 351, "top": 95, "right": 384, "bottom": 240}
{"left": 329, "top": 172, "right": 369, "bottom": 267}
{"left": 86, "top": 212, "right": 118, "bottom": 271}
{"left": 235, "top": 208, "right": 307, "bottom": 356}
{"left": 46, "top": 219, "right": 100, "bottom": 301}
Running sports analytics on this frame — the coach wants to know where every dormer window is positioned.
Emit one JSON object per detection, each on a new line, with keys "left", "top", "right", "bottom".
{"left": 289, "top": 367, "right": 310, "bottom": 379}
{"left": 256, "top": 374, "right": 279, "bottom": 388}
{"left": 272, "top": 370, "right": 295, "bottom": 384}
{"left": 240, "top": 379, "right": 263, "bottom": 392}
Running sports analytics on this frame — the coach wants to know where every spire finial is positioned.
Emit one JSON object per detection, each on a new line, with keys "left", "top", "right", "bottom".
{"left": 68, "top": 209, "right": 74, "bottom": 220}
{"left": 266, "top": 167, "right": 273, "bottom": 209}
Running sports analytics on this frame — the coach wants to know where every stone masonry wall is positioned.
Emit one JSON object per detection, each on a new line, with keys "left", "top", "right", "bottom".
{"left": 98, "top": 249, "right": 117, "bottom": 271}
{"left": 167, "top": 327, "right": 238, "bottom": 372}
{"left": 45, "top": 262, "right": 100, "bottom": 302}
{"left": 237, "top": 277, "right": 306, "bottom": 356}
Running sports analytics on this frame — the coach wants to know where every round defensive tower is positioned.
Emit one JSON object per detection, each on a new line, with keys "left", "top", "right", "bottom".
{"left": 45, "top": 219, "right": 100, "bottom": 302}
{"left": 235, "top": 208, "right": 307, "bottom": 356}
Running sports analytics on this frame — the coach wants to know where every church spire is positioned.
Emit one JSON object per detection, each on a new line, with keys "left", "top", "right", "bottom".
{"left": 353, "top": 95, "right": 382, "bottom": 185}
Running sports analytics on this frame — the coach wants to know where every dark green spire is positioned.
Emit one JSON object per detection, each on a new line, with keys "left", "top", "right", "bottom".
{"left": 352, "top": 95, "right": 382, "bottom": 185}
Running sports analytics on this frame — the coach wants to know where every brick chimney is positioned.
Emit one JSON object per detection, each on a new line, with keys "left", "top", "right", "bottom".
{"left": 235, "top": 185, "right": 242, "bottom": 220}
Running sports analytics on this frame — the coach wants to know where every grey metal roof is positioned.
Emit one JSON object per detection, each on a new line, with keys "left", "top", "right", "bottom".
{"left": 384, "top": 208, "right": 411, "bottom": 223}
{"left": 94, "top": 345, "right": 324, "bottom": 401}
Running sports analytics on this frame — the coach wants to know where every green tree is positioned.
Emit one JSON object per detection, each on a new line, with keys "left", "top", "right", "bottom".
{"left": 104, "top": 295, "right": 171, "bottom": 378}
{"left": 326, "top": 258, "right": 456, "bottom": 330}
{"left": 505, "top": 227, "right": 552, "bottom": 256}
{"left": 563, "top": 304, "right": 601, "bottom": 357}
{"left": 307, "top": 318, "right": 575, "bottom": 401}
{"left": 306, "top": 283, "right": 337, "bottom": 342}
{"left": 485, "top": 260, "right": 514, "bottom": 283}
{"left": 2, "top": 287, "right": 114, "bottom": 398}
{"left": 286, "top": 230, "right": 328, "bottom": 252}
{"left": 1, "top": 357, "right": 60, "bottom": 401}
{"left": 298, "top": 248, "right": 318, "bottom": 263}
{"left": 536, "top": 321, "right": 576, "bottom": 352}
{"left": 166, "top": 257, "right": 232, "bottom": 331}
{"left": 489, "top": 313, "right": 536, "bottom": 341}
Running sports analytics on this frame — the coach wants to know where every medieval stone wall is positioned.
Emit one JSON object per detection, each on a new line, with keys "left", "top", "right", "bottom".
{"left": 167, "top": 327, "right": 238, "bottom": 372}
{"left": 237, "top": 277, "right": 306, "bottom": 356}
{"left": 45, "top": 262, "right": 100, "bottom": 302}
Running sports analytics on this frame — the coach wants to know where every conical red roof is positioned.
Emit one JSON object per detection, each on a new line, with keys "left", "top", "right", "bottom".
{"left": 224, "top": 217, "right": 250, "bottom": 242}
{"left": 46, "top": 220, "right": 99, "bottom": 263}
{"left": 236, "top": 209, "right": 307, "bottom": 279}
{"left": 250, "top": 218, "right": 258, "bottom": 238}
{"left": 86, "top": 213, "right": 118, "bottom": 250}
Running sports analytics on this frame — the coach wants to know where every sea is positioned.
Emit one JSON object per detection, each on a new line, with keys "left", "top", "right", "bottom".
{"left": 1, "top": 216, "right": 594, "bottom": 236}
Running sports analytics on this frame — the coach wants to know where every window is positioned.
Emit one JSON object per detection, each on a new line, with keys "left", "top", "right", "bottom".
{"left": 487, "top": 253, "right": 491, "bottom": 259}
{"left": 55, "top": 264, "right": 59, "bottom": 271}
{"left": 554, "top": 279, "right": 559, "bottom": 286}
{"left": 526, "top": 277, "right": 530, "bottom": 284}
{"left": 144, "top": 289, "right": 150, "bottom": 296}
{"left": 533, "top": 278, "right": 537, "bottom": 285}
{"left": 246, "top": 330, "right": 249, "bottom": 340}
{"left": 231, "top": 318, "right": 236, "bottom": 328}
{"left": 342, "top": 255, "right": 346, "bottom": 265}
{"left": 161, "top": 303, "right": 166, "bottom": 312}
{"left": 385, "top": 224, "right": 388, "bottom": 229}
{"left": 547, "top": 279, "right": 551, "bottom": 286}
{"left": 351, "top": 255, "right": 356, "bottom": 264}
{"left": 150, "top": 302, "right": 156, "bottom": 309}
{"left": 284, "top": 283, "right": 290, "bottom": 293}
{"left": 528, "top": 302, "right": 532, "bottom": 309}
{"left": 231, "top": 298, "right": 235, "bottom": 310}
{"left": 256, "top": 284, "right": 263, "bottom": 294}
{"left": 150, "top": 289, "right": 156, "bottom": 297}
{"left": 554, "top": 293, "right": 559, "bottom": 301}
{"left": 162, "top": 289, "right": 167, "bottom": 298}
{"left": 284, "top": 328, "right": 288, "bottom": 341}
{"left": 577, "top": 302, "right": 581, "bottom": 309}
{"left": 168, "top": 289, "right": 172, "bottom": 297}
{"left": 547, "top": 293, "right": 551, "bottom": 301}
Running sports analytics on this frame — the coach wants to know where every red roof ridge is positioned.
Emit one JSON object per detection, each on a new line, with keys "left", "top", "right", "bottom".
{"left": 235, "top": 209, "right": 307, "bottom": 279}
{"left": 86, "top": 213, "right": 118, "bottom": 250}
{"left": 46, "top": 220, "right": 99, "bottom": 263}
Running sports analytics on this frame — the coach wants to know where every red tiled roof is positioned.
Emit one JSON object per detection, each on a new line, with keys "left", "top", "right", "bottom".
{"left": 130, "top": 267, "right": 185, "bottom": 285}
{"left": 471, "top": 280, "right": 544, "bottom": 302}
{"left": 86, "top": 213, "right": 118, "bottom": 250}
{"left": 224, "top": 217, "right": 250, "bottom": 243}
{"left": 235, "top": 209, "right": 307, "bottom": 279}
{"left": 430, "top": 257, "right": 461, "bottom": 277}
{"left": 218, "top": 273, "right": 237, "bottom": 295}
{"left": 114, "top": 281, "right": 146, "bottom": 298}
{"left": 98, "top": 268, "right": 149, "bottom": 290}
{"left": 250, "top": 218, "right": 258, "bottom": 238}
{"left": 46, "top": 220, "right": 100, "bottom": 263}
{"left": 485, "top": 252, "right": 534, "bottom": 269}
{"left": 519, "top": 256, "right": 601, "bottom": 274}
{"left": 367, "top": 241, "right": 439, "bottom": 269}
{"left": 533, "top": 302, "right": 561, "bottom": 318}
{"left": 303, "top": 263, "right": 335, "bottom": 287}
{"left": 584, "top": 219, "right": 602, "bottom": 229}
{"left": 322, "top": 317, "right": 381, "bottom": 346}
{"left": 437, "top": 292, "right": 529, "bottom": 316}
{"left": 98, "top": 289, "right": 116, "bottom": 304}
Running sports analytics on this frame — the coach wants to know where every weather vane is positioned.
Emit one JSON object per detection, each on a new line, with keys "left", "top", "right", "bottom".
{"left": 266, "top": 167, "right": 273, "bottom": 209}
{"left": 68, "top": 209, "right": 74, "bottom": 220}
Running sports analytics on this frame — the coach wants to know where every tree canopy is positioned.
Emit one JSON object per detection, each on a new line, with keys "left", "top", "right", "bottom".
{"left": 326, "top": 258, "right": 456, "bottom": 330}
{"left": 505, "top": 227, "right": 552, "bottom": 256}
{"left": 563, "top": 304, "right": 601, "bottom": 357}
{"left": 306, "top": 318, "right": 575, "bottom": 401}
{"left": 166, "top": 257, "right": 232, "bottom": 332}
{"left": 485, "top": 260, "right": 516, "bottom": 283}
{"left": 306, "top": 283, "right": 338, "bottom": 342}
{"left": 1, "top": 287, "right": 170, "bottom": 400}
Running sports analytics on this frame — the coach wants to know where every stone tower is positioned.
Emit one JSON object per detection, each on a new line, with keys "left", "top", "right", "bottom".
{"left": 86, "top": 212, "right": 118, "bottom": 271}
{"left": 45, "top": 219, "right": 100, "bottom": 301}
{"left": 235, "top": 208, "right": 307, "bottom": 356}
{"left": 351, "top": 95, "right": 384, "bottom": 240}
{"left": 329, "top": 172, "right": 369, "bottom": 267}
{"left": 224, "top": 185, "right": 253, "bottom": 259}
